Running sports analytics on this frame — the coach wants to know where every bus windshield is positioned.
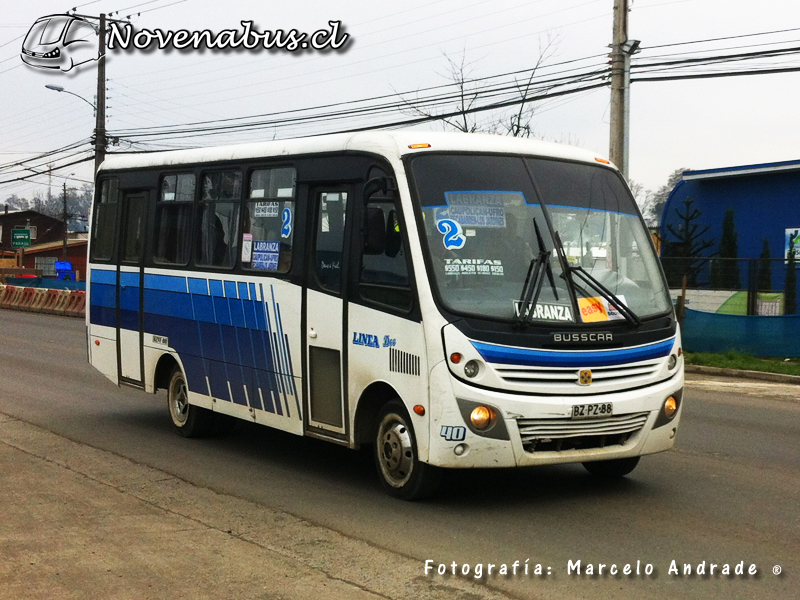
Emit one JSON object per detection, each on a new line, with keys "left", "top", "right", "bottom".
{"left": 410, "top": 154, "right": 671, "bottom": 324}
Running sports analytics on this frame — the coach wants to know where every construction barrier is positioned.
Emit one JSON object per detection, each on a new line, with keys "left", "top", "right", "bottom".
{"left": 2, "top": 286, "right": 23, "bottom": 310}
{"left": 29, "top": 288, "right": 49, "bottom": 313}
{"left": 50, "top": 290, "right": 72, "bottom": 316}
{"left": 40, "top": 289, "right": 62, "bottom": 314}
{"left": 12, "top": 286, "right": 37, "bottom": 311}
{"left": 0, "top": 285, "right": 86, "bottom": 318}
{"left": 64, "top": 290, "right": 86, "bottom": 318}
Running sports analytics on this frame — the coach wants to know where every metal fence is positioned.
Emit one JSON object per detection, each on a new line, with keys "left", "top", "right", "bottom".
{"left": 660, "top": 256, "right": 798, "bottom": 316}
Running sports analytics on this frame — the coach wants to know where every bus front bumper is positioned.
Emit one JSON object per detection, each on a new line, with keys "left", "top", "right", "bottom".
{"left": 427, "top": 362, "right": 684, "bottom": 469}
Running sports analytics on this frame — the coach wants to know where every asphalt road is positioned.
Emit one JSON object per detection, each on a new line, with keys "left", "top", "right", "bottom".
{"left": 1, "top": 310, "right": 798, "bottom": 600}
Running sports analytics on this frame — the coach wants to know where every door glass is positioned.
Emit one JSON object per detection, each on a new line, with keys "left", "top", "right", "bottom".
{"left": 121, "top": 192, "right": 147, "bottom": 264}
{"left": 314, "top": 191, "right": 348, "bottom": 292}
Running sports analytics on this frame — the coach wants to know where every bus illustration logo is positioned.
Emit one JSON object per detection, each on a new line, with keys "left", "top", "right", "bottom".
{"left": 21, "top": 14, "right": 99, "bottom": 72}
{"left": 578, "top": 369, "right": 593, "bottom": 386}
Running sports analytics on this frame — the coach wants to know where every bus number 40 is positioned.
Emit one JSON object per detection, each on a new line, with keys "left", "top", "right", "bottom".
{"left": 440, "top": 425, "right": 467, "bottom": 442}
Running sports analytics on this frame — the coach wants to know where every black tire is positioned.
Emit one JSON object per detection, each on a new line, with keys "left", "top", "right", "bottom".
{"left": 374, "top": 400, "right": 441, "bottom": 500}
{"left": 167, "top": 367, "right": 214, "bottom": 438}
{"left": 582, "top": 456, "right": 640, "bottom": 478}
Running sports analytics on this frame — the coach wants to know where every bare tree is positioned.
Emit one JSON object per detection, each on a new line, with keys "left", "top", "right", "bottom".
{"left": 492, "top": 35, "right": 558, "bottom": 138}
{"left": 397, "top": 49, "right": 488, "bottom": 133}
{"left": 396, "top": 37, "right": 558, "bottom": 137}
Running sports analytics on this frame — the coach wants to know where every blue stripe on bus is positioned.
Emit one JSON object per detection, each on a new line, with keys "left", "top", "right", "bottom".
{"left": 90, "top": 282, "right": 116, "bottom": 308}
{"left": 228, "top": 297, "right": 246, "bottom": 328}
{"left": 144, "top": 289, "right": 193, "bottom": 319}
{"left": 91, "top": 269, "right": 116, "bottom": 285}
{"left": 120, "top": 272, "right": 139, "bottom": 287}
{"left": 188, "top": 278, "right": 208, "bottom": 295}
{"left": 90, "top": 270, "right": 298, "bottom": 418}
{"left": 191, "top": 295, "right": 215, "bottom": 323}
{"left": 144, "top": 274, "right": 187, "bottom": 293}
{"left": 209, "top": 280, "right": 224, "bottom": 297}
{"left": 472, "top": 338, "right": 675, "bottom": 368}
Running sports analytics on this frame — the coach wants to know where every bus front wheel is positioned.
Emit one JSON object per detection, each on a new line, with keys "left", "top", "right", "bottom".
{"left": 374, "top": 400, "right": 441, "bottom": 500}
{"left": 167, "top": 367, "right": 214, "bottom": 438}
{"left": 582, "top": 456, "right": 640, "bottom": 478}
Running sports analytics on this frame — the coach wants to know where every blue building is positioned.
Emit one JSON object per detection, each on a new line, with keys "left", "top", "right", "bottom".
{"left": 661, "top": 158, "right": 800, "bottom": 294}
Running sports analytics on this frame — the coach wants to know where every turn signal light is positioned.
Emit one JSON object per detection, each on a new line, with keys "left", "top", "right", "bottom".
{"left": 450, "top": 352, "right": 463, "bottom": 364}
{"left": 413, "top": 405, "right": 425, "bottom": 416}
{"left": 470, "top": 405, "right": 496, "bottom": 430}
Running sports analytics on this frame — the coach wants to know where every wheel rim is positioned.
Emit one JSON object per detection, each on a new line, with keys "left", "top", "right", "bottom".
{"left": 169, "top": 375, "right": 189, "bottom": 426}
{"left": 377, "top": 413, "right": 414, "bottom": 488}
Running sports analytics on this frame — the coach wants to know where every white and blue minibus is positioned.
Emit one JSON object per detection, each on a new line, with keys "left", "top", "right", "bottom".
{"left": 87, "top": 131, "right": 683, "bottom": 499}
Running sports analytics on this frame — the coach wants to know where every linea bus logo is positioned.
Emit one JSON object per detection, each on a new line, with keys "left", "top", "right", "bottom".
{"left": 352, "top": 332, "right": 380, "bottom": 348}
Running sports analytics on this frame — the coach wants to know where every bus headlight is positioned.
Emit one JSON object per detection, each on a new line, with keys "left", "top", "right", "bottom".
{"left": 668, "top": 354, "right": 678, "bottom": 370}
{"left": 470, "top": 405, "right": 496, "bottom": 430}
{"left": 463, "top": 359, "right": 481, "bottom": 378}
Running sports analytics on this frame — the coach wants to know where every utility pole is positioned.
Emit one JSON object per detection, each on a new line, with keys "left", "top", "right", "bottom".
{"left": 94, "top": 12, "right": 107, "bottom": 175}
{"left": 609, "top": 0, "right": 639, "bottom": 180}
{"left": 62, "top": 180, "right": 68, "bottom": 261}
{"left": 609, "top": 0, "right": 628, "bottom": 177}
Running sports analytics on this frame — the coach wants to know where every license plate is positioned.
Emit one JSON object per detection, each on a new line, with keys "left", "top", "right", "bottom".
{"left": 571, "top": 402, "right": 613, "bottom": 419}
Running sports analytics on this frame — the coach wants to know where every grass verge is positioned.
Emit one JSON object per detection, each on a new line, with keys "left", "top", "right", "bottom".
{"left": 685, "top": 351, "right": 800, "bottom": 376}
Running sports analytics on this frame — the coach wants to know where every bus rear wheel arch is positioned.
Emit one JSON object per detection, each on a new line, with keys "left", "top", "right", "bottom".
{"left": 373, "top": 400, "right": 441, "bottom": 500}
{"left": 167, "top": 366, "right": 214, "bottom": 438}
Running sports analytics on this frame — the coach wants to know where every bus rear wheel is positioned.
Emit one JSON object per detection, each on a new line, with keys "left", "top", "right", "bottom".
{"left": 582, "top": 456, "right": 640, "bottom": 478}
{"left": 374, "top": 400, "right": 441, "bottom": 500}
{"left": 167, "top": 367, "right": 214, "bottom": 438}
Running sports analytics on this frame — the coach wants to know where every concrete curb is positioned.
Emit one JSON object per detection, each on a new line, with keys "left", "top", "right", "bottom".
{"left": 685, "top": 364, "right": 800, "bottom": 385}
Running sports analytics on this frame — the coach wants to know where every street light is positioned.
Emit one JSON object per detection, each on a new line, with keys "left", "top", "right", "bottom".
{"left": 44, "top": 84, "right": 96, "bottom": 115}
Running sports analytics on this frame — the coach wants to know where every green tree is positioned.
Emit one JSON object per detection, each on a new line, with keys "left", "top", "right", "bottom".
{"left": 710, "top": 209, "right": 740, "bottom": 289}
{"left": 663, "top": 197, "right": 715, "bottom": 287}
{"left": 786, "top": 232, "right": 798, "bottom": 315}
{"left": 757, "top": 238, "right": 772, "bottom": 291}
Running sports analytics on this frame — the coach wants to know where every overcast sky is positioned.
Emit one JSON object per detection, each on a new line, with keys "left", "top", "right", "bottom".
{"left": 2, "top": 0, "right": 799, "bottom": 203}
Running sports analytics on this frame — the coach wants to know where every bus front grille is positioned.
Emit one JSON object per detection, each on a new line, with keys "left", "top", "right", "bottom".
{"left": 494, "top": 361, "right": 661, "bottom": 390}
{"left": 517, "top": 412, "right": 649, "bottom": 453}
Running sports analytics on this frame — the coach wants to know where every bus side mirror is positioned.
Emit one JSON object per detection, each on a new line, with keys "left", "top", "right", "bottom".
{"left": 364, "top": 207, "right": 386, "bottom": 255}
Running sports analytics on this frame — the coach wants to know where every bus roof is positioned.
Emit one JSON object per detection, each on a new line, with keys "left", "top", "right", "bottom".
{"left": 99, "top": 131, "right": 614, "bottom": 173}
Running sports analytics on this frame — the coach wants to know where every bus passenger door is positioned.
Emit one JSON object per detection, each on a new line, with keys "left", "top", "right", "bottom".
{"left": 305, "top": 187, "right": 350, "bottom": 438}
{"left": 116, "top": 190, "right": 147, "bottom": 385}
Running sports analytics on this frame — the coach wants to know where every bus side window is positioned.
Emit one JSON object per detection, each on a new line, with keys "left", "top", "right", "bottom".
{"left": 242, "top": 167, "right": 296, "bottom": 274}
{"left": 90, "top": 178, "right": 118, "bottom": 261}
{"left": 196, "top": 171, "right": 241, "bottom": 268}
{"left": 359, "top": 201, "right": 413, "bottom": 312}
{"left": 314, "top": 191, "right": 347, "bottom": 292}
{"left": 154, "top": 173, "right": 194, "bottom": 265}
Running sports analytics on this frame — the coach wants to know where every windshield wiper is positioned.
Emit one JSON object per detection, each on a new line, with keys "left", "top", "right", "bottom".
{"left": 568, "top": 265, "right": 641, "bottom": 327}
{"left": 516, "top": 218, "right": 559, "bottom": 325}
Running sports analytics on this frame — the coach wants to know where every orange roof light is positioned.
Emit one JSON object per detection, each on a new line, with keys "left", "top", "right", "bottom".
{"left": 595, "top": 157, "right": 611, "bottom": 164}
{"left": 408, "top": 143, "right": 431, "bottom": 149}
